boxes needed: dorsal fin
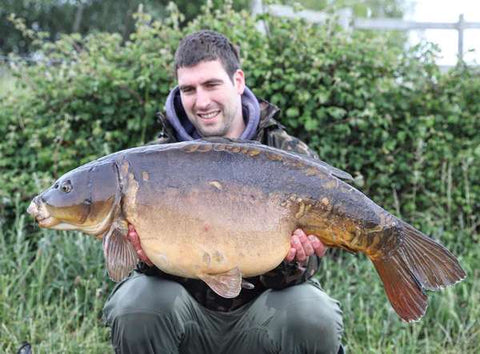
[197,138,353,181]
[313,159,353,181]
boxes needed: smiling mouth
[197,110,220,120]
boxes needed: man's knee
[103,274,195,353]
[265,283,343,353]
[109,309,194,354]
[104,272,189,323]
[285,298,343,353]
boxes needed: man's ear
[233,69,245,95]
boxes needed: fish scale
[27,139,466,322]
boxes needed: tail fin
[370,219,466,322]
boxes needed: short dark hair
[174,30,240,78]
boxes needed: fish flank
[182,144,200,153]
[208,181,223,190]
[295,202,306,219]
[142,171,150,181]
[212,144,227,152]
[197,144,213,152]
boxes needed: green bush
[1,2,479,247]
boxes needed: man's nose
[195,89,211,109]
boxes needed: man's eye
[181,88,194,94]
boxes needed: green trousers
[103,272,343,354]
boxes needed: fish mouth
[27,200,39,217]
[27,200,60,228]
[36,215,60,228]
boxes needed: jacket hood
[165,86,260,141]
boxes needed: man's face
[177,59,245,138]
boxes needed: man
[104,30,344,354]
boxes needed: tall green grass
[1,205,478,353]
[319,245,479,353]
[0,207,112,353]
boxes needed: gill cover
[40,160,121,233]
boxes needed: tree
[0,0,251,55]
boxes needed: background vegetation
[0,0,251,55]
[0,0,406,55]
[1,1,478,352]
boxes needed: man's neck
[225,115,246,138]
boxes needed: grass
[0,212,113,353]
[320,246,479,353]
[1,206,478,353]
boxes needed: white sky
[407,0,480,65]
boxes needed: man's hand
[127,224,154,266]
[284,229,327,263]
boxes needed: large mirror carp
[27,139,466,322]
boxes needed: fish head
[27,161,120,235]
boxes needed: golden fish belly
[125,184,294,278]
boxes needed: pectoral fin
[103,224,138,282]
[199,267,242,298]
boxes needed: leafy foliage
[0,0,251,54]
[1,1,478,242]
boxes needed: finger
[295,229,313,257]
[292,235,307,262]
[293,228,307,240]
[285,247,296,262]
[128,225,153,265]
[127,225,135,241]
[128,224,137,238]
[309,235,327,257]
[300,235,315,257]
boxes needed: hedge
[1,2,479,244]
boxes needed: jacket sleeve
[265,127,319,159]
[259,126,321,289]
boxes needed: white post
[337,8,353,31]
[458,14,464,62]
[251,0,267,34]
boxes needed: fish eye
[61,181,72,193]
[54,183,59,189]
